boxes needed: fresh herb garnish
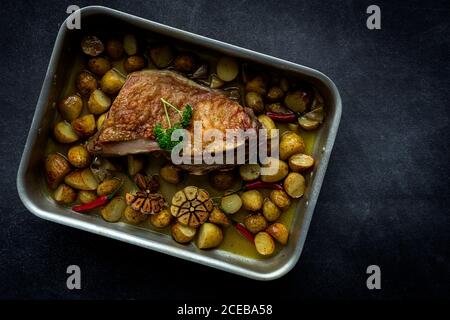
[153,99,193,151]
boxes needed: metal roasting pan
[17,6,341,280]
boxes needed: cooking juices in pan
[43,32,325,259]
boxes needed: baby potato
[298,107,325,131]
[269,190,291,211]
[76,70,97,97]
[254,232,275,255]
[174,54,195,72]
[266,102,290,114]
[67,145,90,168]
[88,57,111,76]
[257,115,277,138]
[81,35,104,57]
[266,222,289,245]
[279,131,305,160]
[245,75,267,95]
[150,209,172,228]
[171,222,196,244]
[284,90,310,113]
[220,193,242,214]
[149,44,174,68]
[197,223,223,249]
[239,164,260,181]
[96,113,107,130]
[127,155,145,176]
[101,196,126,222]
[260,157,289,183]
[123,206,148,224]
[88,89,111,115]
[123,55,146,73]
[241,190,263,212]
[262,198,281,222]
[267,86,284,101]
[77,190,97,204]
[298,116,320,130]
[106,38,124,60]
[123,34,138,55]
[97,178,121,196]
[160,164,181,184]
[284,172,305,199]
[100,69,126,95]
[53,184,77,204]
[45,153,71,189]
[72,114,96,137]
[210,171,235,190]
[64,168,98,191]
[209,74,224,89]
[244,214,268,234]
[245,92,264,114]
[208,207,230,227]
[216,56,239,82]
[58,94,83,121]
[54,121,79,144]
[289,153,314,172]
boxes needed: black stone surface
[1,0,449,300]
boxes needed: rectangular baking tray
[17,6,341,280]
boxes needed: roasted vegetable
[72,114,96,137]
[96,113,107,130]
[45,153,71,189]
[100,69,126,95]
[53,121,79,144]
[88,89,111,115]
[216,56,239,82]
[67,145,90,168]
[266,111,297,123]
[58,94,83,121]
[191,64,208,79]
[287,123,300,132]
[149,44,174,68]
[64,168,98,191]
[100,196,126,222]
[171,222,196,244]
[210,171,235,190]
[123,206,148,224]
[76,70,98,97]
[170,186,213,228]
[262,198,281,222]
[97,178,121,196]
[245,92,264,114]
[81,36,104,57]
[241,190,263,212]
[245,75,267,95]
[279,131,305,160]
[239,164,261,181]
[260,157,289,183]
[244,214,268,234]
[279,78,289,92]
[123,55,146,73]
[127,155,145,176]
[209,74,224,89]
[254,231,275,255]
[174,54,195,72]
[284,172,305,198]
[77,190,97,204]
[220,193,242,214]
[298,107,325,131]
[267,86,284,101]
[88,57,111,76]
[289,153,314,172]
[269,190,291,211]
[284,90,310,113]
[266,222,289,245]
[208,207,230,227]
[160,164,181,184]
[150,209,172,228]
[266,102,290,114]
[53,184,77,204]
[197,223,223,249]
[123,34,138,55]
[106,38,124,60]
[257,115,277,137]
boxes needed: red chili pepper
[72,194,114,213]
[244,181,283,190]
[234,222,255,242]
[265,111,297,123]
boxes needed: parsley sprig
[153,98,193,151]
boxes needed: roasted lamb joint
[87,70,259,173]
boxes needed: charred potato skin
[150,209,172,228]
[45,153,71,189]
[88,57,111,76]
[244,214,268,234]
[76,71,98,97]
[241,190,263,212]
[58,95,83,121]
[81,36,104,57]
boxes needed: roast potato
[150,209,172,228]
[260,157,289,183]
[284,172,305,198]
[160,164,181,184]
[174,54,195,72]
[269,190,291,211]
[171,222,196,244]
[289,153,314,172]
[96,113,107,130]
[77,190,97,204]
[81,35,104,57]
[54,121,79,144]
[72,114,96,137]
[284,89,310,113]
[76,70,97,97]
[239,164,261,181]
[58,94,83,121]
[88,57,111,76]
[45,153,71,189]
[208,207,230,227]
[123,206,148,224]
[266,102,290,114]
[127,155,145,176]
[257,115,277,138]
[279,78,289,92]
[298,107,325,131]
[64,168,98,191]
[254,231,275,255]
[216,56,239,82]
[210,171,235,190]
[106,38,124,60]
[197,223,223,249]
[243,214,268,234]
[245,92,264,114]
[262,198,281,222]
[149,44,174,68]
[267,86,284,101]
[220,193,242,214]
[53,184,77,204]
[100,196,126,222]
[209,74,224,89]
[97,178,121,196]
[100,69,126,95]
[279,131,305,160]
[266,222,289,245]
[123,55,146,73]
[123,34,138,55]
[67,145,90,168]
[241,190,263,212]
[245,75,267,95]
[88,89,111,115]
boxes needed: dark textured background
[1,0,449,300]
